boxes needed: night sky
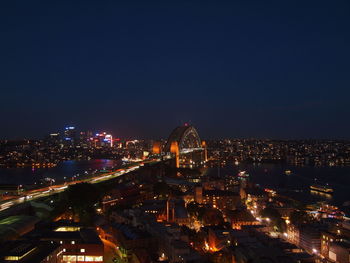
[1,1,350,140]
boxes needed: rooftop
[112,223,150,240]
[0,241,61,263]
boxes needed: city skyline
[1,2,350,262]
[3,123,350,141]
[1,1,350,139]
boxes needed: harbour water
[1,160,349,208]
[0,159,121,185]
[208,163,350,208]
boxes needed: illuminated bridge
[160,125,207,168]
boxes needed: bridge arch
[165,125,201,153]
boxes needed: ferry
[285,170,292,175]
[310,184,334,194]
[238,171,249,178]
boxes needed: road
[0,158,161,212]
[102,238,123,263]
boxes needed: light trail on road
[0,159,160,212]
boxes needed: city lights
[1,2,349,263]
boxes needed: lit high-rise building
[79,131,93,147]
[93,132,113,147]
[64,126,76,145]
[46,133,61,146]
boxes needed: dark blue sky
[1,1,350,139]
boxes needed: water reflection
[207,163,350,207]
[0,159,121,185]
[310,190,332,200]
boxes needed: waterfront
[209,163,350,207]
[1,159,349,208]
[0,159,121,185]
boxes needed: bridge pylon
[152,141,162,154]
[170,141,180,168]
[201,140,207,162]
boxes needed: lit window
[55,226,80,232]
[60,241,63,244]
[63,255,77,262]
[77,255,84,261]
[85,256,93,262]
[80,248,85,253]
[85,256,103,262]
[71,241,75,244]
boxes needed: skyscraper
[63,126,76,146]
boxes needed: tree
[202,208,224,226]
[290,210,312,225]
[187,202,200,217]
[275,217,287,233]
[60,183,101,225]
[153,181,171,198]
[261,207,286,233]
[197,206,207,221]
[261,207,281,221]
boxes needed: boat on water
[238,171,249,178]
[285,170,292,175]
[310,184,334,194]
